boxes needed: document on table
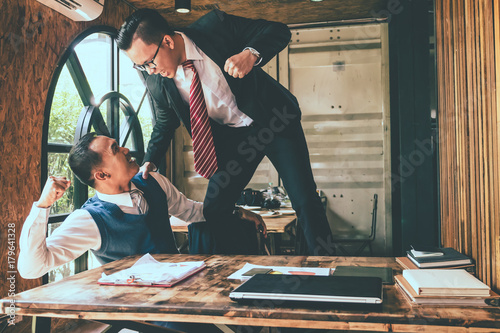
[227,263,332,280]
[98,253,206,287]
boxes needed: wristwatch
[243,47,262,66]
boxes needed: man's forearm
[18,203,53,279]
[18,205,99,279]
[222,11,291,67]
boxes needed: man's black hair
[68,132,101,187]
[117,8,174,51]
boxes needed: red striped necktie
[182,60,218,179]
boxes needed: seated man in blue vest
[18,132,266,279]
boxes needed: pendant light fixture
[175,0,191,13]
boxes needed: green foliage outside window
[47,65,83,215]
[49,65,83,145]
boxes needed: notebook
[229,274,383,304]
[402,269,490,296]
[395,275,497,306]
[406,247,472,268]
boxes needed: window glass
[48,153,74,214]
[119,51,153,149]
[48,65,84,145]
[74,33,112,104]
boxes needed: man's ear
[94,170,109,181]
[164,34,175,50]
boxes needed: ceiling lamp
[175,0,191,13]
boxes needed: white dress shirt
[173,32,254,127]
[18,172,204,279]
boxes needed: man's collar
[176,31,203,80]
[96,183,139,208]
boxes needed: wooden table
[3,255,500,332]
[170,214,296,234]
[171,212,297,254]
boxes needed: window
[43,27,154,282]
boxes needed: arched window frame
[41,26,155,279]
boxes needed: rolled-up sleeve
[150,172,205,222]
[18,203,101,279]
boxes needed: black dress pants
[203,119,333,255]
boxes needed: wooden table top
[170,213,296,234]
[3,255,500,332]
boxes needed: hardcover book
[402,269,490,297]
[406,247,472,268]
[395,275,496,306]
[396,256,476,274]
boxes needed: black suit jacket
[144,10,301,166]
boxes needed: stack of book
[395,269,496,306]
[396,247,475,274]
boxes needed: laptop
[229,274,383,305]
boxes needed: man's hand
[37,176,71,209]
[224,49,259,79]
[238,207,267,238]
[140,162,156,179]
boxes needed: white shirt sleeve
[18,203,101,279]
[150,172,205,222]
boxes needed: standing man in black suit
[117,8,333,255]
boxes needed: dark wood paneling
[126,0,391,26]
[389,0,438,255]
[436,0,500,292]
[0,0,134,301]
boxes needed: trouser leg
[203,124,265,254]
[263,121,333,255]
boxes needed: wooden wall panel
[0,0,133,301]
[436,0,500,292]
[495,0,500,292]
[126,0,391,27]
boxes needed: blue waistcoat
[81,173,179,264]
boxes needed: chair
[332,193,378,256]
[187,220,259,255]
[187,222,217,254]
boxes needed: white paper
[227,263,332,280]
[99,253,205,285]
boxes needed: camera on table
[262,198,281,209]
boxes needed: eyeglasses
[133,38,163,71]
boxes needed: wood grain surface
[2,255,499,331]
[435,0,500,294]
[125,0,390,27]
